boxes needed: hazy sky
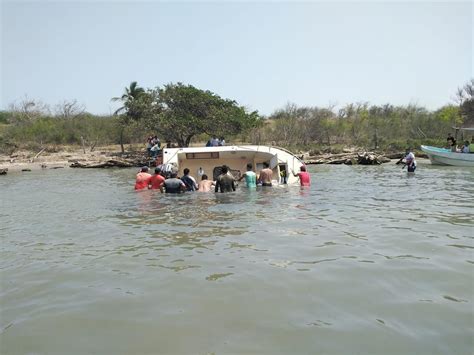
[1,1,472,116]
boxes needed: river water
[0,162,473,354]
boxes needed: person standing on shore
[292,165,311,186]
[215,166,236,193]
[258,162,273,187]
[135,166,152,190]
[238,163,257,188]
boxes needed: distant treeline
[0,80,472,154]
[252,102,470,153]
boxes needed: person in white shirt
[197,167,205,180]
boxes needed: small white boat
[421,145,474,167]
[161,145,305,185]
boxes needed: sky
[1,1,472,116]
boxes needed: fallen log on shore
[70,159,136,168]
[70,157,149,168]
[304,152,391,165]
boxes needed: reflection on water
[0,163,473,354]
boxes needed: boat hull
[421,145,474,167]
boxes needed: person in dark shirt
[447,133,457,152]
[215,165,236,193]
[160,172,186,193]
[180,168,198,191]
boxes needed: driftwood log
[70,159,134,168]
[70,157,149,168]
[304,152,391,165]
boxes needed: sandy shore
[0,145,130,172]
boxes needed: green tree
[111,81,146,153]
[140,83,260,147]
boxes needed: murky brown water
[1,162,473,354]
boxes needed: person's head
[154,167,161,174]
[221,166,229,174]
[300,165,306,172]
[246,163,253,171]
[141,166,149,173]
[170,172,178,178]
[202,174,208,180]
[263,162,269,168]
[183,168,190,175]
[465,141,469,146]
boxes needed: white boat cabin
[161,145,305,185]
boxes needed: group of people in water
[134,162,311,193]
[446,134,474,153]
[140,132,474,190]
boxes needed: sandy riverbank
[0,145,135,172]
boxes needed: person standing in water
[258,162,273,187]
[215,166,236,193]
[149,167,165,190]
[160,172,186,193]
[398,148,416,172]
[135,166,152,190]
[238,163,257,188]
[292,165,311,186]
[180,168,198,191]
[197,174,215,192]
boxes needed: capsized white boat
[421,145,474,167]
[161,145,306,185]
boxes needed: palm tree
[111,81,145,153]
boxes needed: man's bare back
[259,167,273,185]
[198,179,215,192]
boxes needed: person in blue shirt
[238,163,257,188]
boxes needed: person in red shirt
[293,165,311,186]
[149,167,165,190]
[134,166,152,190]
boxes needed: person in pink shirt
[293,165,311,186]
[148,167,165,190]
[134,166,152,190]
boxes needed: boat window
[185,152,219,159]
